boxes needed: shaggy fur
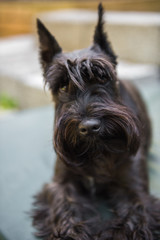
[32,4,160,240]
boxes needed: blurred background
[0,0,160,112]
[0,1,160,240]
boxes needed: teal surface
[135,79,160,197]
[0,106,56,240]
[0,79,160,239]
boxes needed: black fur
[32,4,160,240]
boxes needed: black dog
[32,4,160,240]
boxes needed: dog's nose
[79,119,101,136]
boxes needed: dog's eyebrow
[45,55,116,94]
[80,57,116,83]
[62,57,117,91]
[64,59,85,91]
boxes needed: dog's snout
[79,119,101,136]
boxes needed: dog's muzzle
[78,119,101,136]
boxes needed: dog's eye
[59,85,68,92]
[59,78,69,93]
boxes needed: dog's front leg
[32,180,95,240]
[98,188,154,240]
[109,189,153,240]
[99,176,160,239]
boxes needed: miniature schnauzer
[32,4,160,240]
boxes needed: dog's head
[37,4,140,167]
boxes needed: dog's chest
[83,176,96,195]
[81,154,120,193]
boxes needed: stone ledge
[37,10,160,64]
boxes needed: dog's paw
[97,227,130,240]
[132,225,153,240]
[97,223,154,240]
[54,223,93,240]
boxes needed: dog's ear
[37,19,62,70]
[93,3,117,66]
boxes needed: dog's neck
[61,151,130,184]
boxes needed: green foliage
[0,94,18,109]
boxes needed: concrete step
[0,35,51,109]
[37,10,160,64]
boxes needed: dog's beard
[54,101,141,167]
